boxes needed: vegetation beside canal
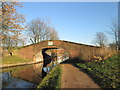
[1,55,32,65]
[1,64,33,73]
[75,53,120,88]
[37,65,62,89]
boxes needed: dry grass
[78,46,117,61]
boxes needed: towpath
[61,64,100,88]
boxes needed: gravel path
[61,64,100,88]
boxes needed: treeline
[92,18,120,51]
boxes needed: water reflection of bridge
[42,48,69,75]
[46,48,69,64]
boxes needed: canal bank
[0,61,43,69]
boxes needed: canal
[1,48,69,88]
[1,62,43,88]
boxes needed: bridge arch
[34,45,70,62]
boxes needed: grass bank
[37,65,62,89]
[1,55,32,65]
[1,64,33,73]
[75,53,119,88]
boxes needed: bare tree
[28,18,59,44]
[18,35,27,47]
[2,35,19,55]
[107,19,119,50]
[118,1,120,50]
[118,25,120,50]
[48,27,59,40]
[93,32,108,47]
[28,18,49,43]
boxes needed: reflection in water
[43,67,50,73]
[12,63,43,84]
[2,72,35,88]
[2,62,43,88]
[1,61,58,88]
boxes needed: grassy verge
[1,64,33,73]
[75,53,120,88]
[1,55,32,65]
[37,65,62,89]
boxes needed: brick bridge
[14,40,111,62]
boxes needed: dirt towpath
[61,64,100,88]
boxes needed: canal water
[1,62,44,88]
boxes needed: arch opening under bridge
[34,46,70,66]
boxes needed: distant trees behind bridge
[93,18,120,51]
[93,32,108,47]
[27,18,59,44]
